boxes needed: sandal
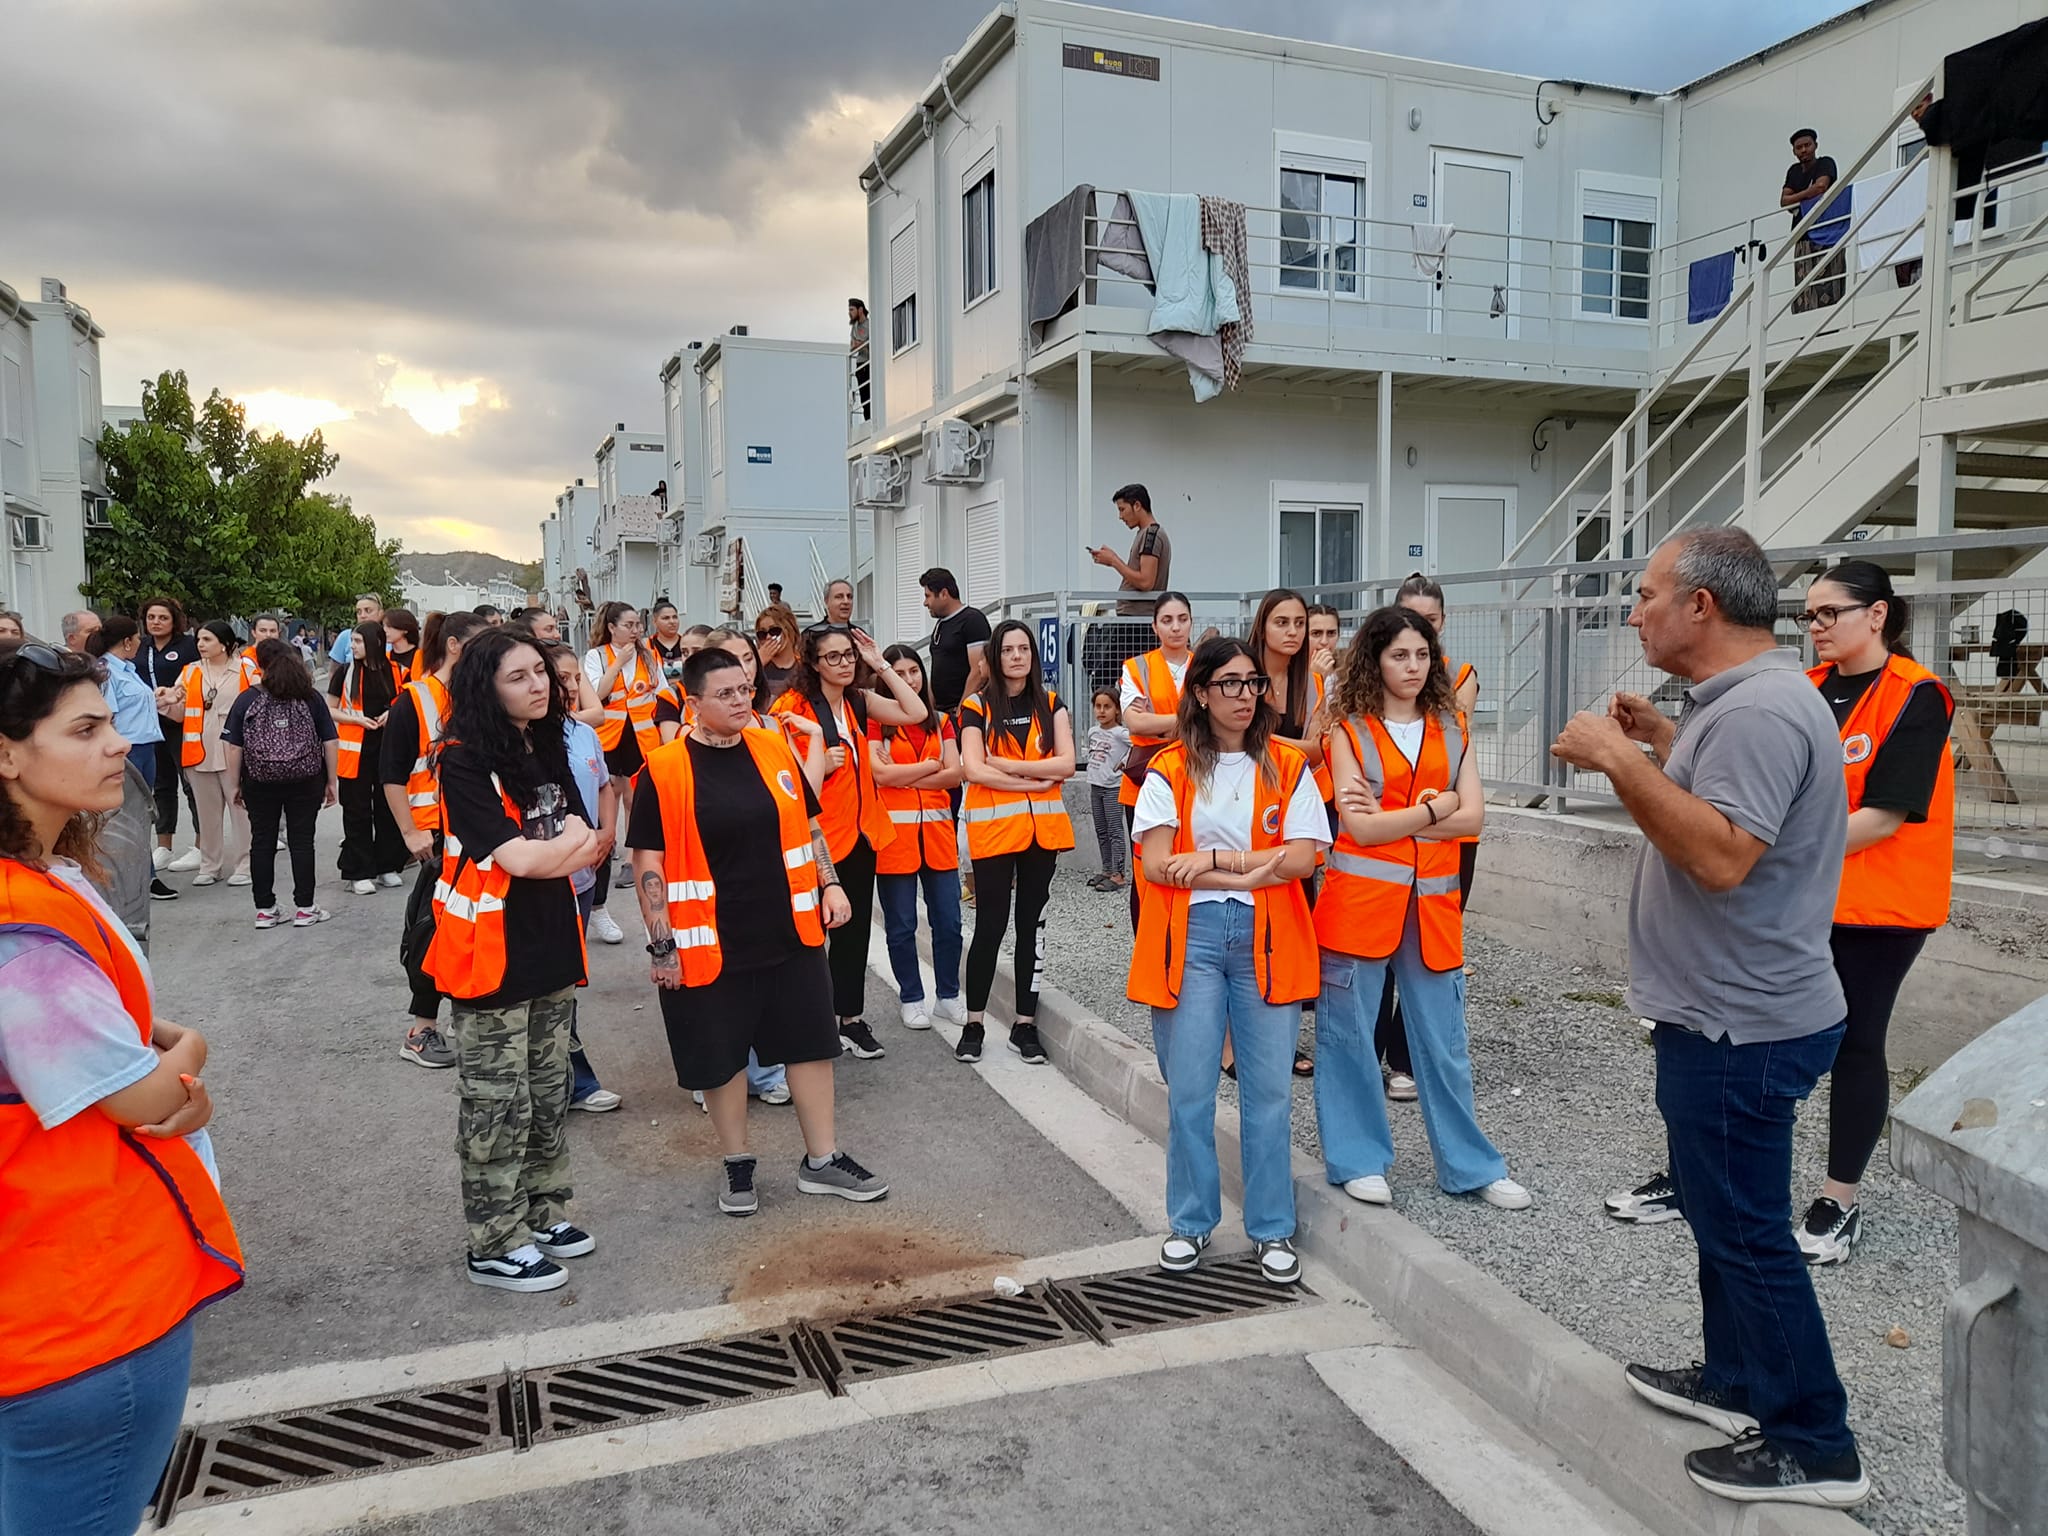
[1293,1053,1315,1077]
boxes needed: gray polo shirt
[1626,647,1847,1045]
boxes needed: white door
[893,509,923,638]
[1430,150,1521,340]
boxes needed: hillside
[397,550,532,588]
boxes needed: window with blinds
[1578,176,1658,321]
[894,509,924,633]
[963,165,997,306]
[967,494,1002,605]
[890,220,920,353]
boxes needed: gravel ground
[1014,786,1961,1536]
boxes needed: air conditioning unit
[84,496,113,529]
[689,529,722,567]
[921,418,989,485]
[852,452,907,508]
[8,512,49,552]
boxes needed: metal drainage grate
[152,1254,1308,1521]
[1057,1252,1311,1336]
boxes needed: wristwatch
[646,937,678,959]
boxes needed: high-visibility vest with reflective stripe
[596,645,664,755]
[179,658,256,768]
[875,724,955,875]
[645,728,825,986]
[238,645,266,677]
[0,860,245,1395]
[1126,742,1319,1009]
[390,649,417,687]
[1118,649,1185,808]
[1809,656,1955,930]
[422,775,523,998]
[961,692,1075,857]
[333,659,378,781]
[402,675,451,831]
[1304,669,1334,802]
[771,690,894,863]
[1440,654,1478,848]
[1315,711,1468,970]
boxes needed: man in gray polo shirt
[1552,527,1864,1510]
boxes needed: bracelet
[646,937,677,959]
[1423,800,1440,825]
[821,879,844,891]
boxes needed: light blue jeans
[1152,901,1299,1243]
[1313,915,1507,1194]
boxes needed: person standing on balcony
[1782,129,1846,312]
[1551,527,1867,1510]
[848,299,871,421]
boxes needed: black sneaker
[1605,1169,1684,1224]
[1255,1237,1301,1285]
[839,1020,886,1059]
[1685,1431,1869,1508]
[466,1245,567,1293]
[1009,1022,1048,1065]
[531,1221,595,1259]
[1624,1362,1759,1437]
[955,1023,985,1062]
[150,877,180,901]
[1795,1197,1862,1266]
[720,1156,759,1217]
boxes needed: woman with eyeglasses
[770,624,927,1060]
[959,619,1077,1067]
[752,605,802,703]
[1129,638,1327,1284]
[177,621,256,889]
[869,643,966,1030]
[1313,606,1529,1213]
[0,641,243,1534]
[1604,562,1953,1267]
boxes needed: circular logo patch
[1842,732,1873,765]
[776,769,799,800]
[1416,787,1442,803]
[1261,804,1281,836]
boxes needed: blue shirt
[329,630,353,664]
[564,718,606,896]
[100,653,164,748]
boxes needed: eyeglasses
[1207,674,1271,698]
[816,649,857,665]
[697,684,754,706]
[1796,603,1871,631]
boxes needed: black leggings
[404,850,446,1021]
[1376,841,1480,1073]
[153,737,197,837]
[826,836,878,1018]
[1825,923,1929,1187]
[967,846,1058,1017]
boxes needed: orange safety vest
[1438,655,1478,846]
[178,658,256,768]
[595,645,664,756]
[1809,656,1955,930]
[1126,742,1320,1008]
[402,674,452,831]
[238,644,266,674]
[1118,649,1185,808]
[0,860,244,1397]
[771,690,894,863]
[644,728,825,986]
[961,691,1075,858]
[875,723,956,875]
[422,773,526,999]
[1315,711,1469,971]
[332,658,386,781]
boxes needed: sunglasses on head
[0,642,105,687]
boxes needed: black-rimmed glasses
[1208,674,1270,698]
[1796,603,1870,631]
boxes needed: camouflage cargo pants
[447,986,576,1259]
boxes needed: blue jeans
[1656,1018,1855,1464]
[1152,901,1298,1243]
[0,1321,193,1536]
[876,868,962,1004]
[1313,917,1507,1193]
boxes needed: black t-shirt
[626,737,822,972]
[439,742,590,1008]
[1817,664,1953,821]
[329,658,400,717]
[929,605,992,714]
[378,688,423,783]
[140,634,198,692]
[1784,156,1840,223]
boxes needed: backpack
[242,694,323,782]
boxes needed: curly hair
[445,628,570,802]
[1333,606,1455,721]
[0,643,111,874]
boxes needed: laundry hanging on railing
[1093,193,1152,284]
[1687,250,1736,324]
[1124,190,1248,402]
[1411,223,1454,287]
[1025,182,1096,349]
[1805,182,1852,249]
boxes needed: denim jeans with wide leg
[0,1320,194,1536]
[1152,901,1299,1243]
[1656,1018,1855,1465]
[876,867,963,1004]
[1313,914,1507,1193]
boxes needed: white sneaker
[168,848,203,873]
[377,871,404,888]
[1342,1175,1393,1206]
[350,879,376,895]
[932,996,967,1025]
[754,1082,792,1105]
[191,872,219,887]
[899,1001,932,1030]
[152,846,172,871]
[1386,1072,1419,1102]
[691,1090,708,1114]
[253,907,281,930]
[226,872,251,887]
[1481,1178,1533,1210]
[570,1088,622,1113]
[589,908,625,945]
[293,906,332,927]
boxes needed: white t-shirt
[1133,751,1331,906]
[1381,716,1426,766]
[1119,654,1189,719]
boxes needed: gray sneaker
[401,1026,456,1069]
[796,1151,889,1202]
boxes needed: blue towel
[1688,250,1736,324]
[1808,181,1851,249]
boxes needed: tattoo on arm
[810,822,839,885]
[637,868,673,943]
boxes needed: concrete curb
[911,923,1867,1536]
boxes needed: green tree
[89,369,397,626]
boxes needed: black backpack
[241,695,323,782]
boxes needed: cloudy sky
[4,0,1841,560]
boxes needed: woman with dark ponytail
[1605,561,1955,1268]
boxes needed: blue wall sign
[1408,543,1424,558]
[745,445,772,465]
[1037,616,1060,681]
